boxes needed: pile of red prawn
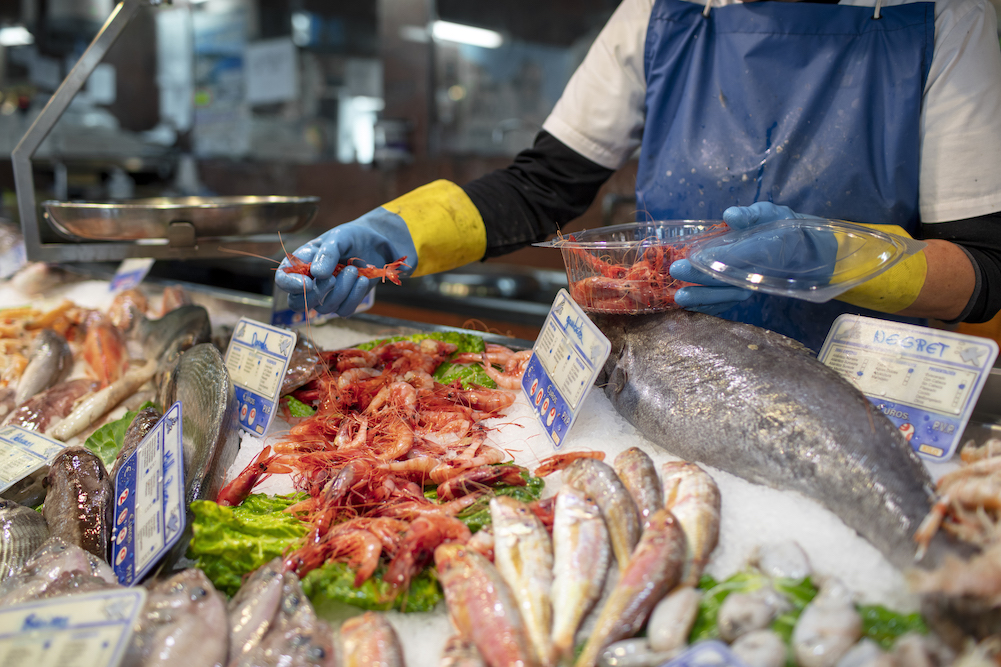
[216,338,536,599]
[561,226,727,314]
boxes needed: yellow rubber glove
[835,224,928,313]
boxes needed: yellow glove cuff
[383,180,486,277]
[835,223,927,314]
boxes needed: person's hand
[274,215,415,317]
[672,202,832,314]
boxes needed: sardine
[0,498,49,581]
[0,536,115,606]
[574,508,687,667]
[661,461,721,586]
[123,568,230,667]
[227,558,286,665]
[157,343,239,505]
[236,572,336,667]
[15,329,72,405]
[435,543,539,667]
[49,360,158,441]
[551,487,611,665]
[43,446,113,561]
[111,405,163,479]
[341,611,405,667]
[440,635,486,667]
[613,447,662,530]
[5,378,97,432]
[594,310,955,569]
[136,304,212,362]
[563,458,640,571]
[491,496,555,667]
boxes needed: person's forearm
[896,239,976,320]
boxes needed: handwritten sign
[819,315,998,461]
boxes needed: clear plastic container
[687,219,927,303]
[534,221,728,314]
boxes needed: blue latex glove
[672,202,830,315]
[274,211,416,317]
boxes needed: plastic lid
[687,219,927,303]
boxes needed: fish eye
[191,587,208,599]
[309,646,326,660]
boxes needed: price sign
[819,315,999,461]
[0,426,64,494]
[109,258,154,293]
[0,588,146,667]
[224,318,297,435]
[112,402,185,586]
[522,289,610,450]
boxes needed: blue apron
[636,0,935,351]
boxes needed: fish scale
[592,310,960,571]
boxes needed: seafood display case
[12,0,315,264]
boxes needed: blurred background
[0,0,645,338]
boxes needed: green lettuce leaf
[301,562,442,613]
[453,465,546,533]
[284,395,316,417]
[187,493,308,596]
[356,331,485,355]
[432,361,497,389]
[858,605,928,650]
[84,401,160,468]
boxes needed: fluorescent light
[0,26,33,47]
[431,21,502,49]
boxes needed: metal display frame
[12,0,306,263]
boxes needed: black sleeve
[462,131,616,258]
[920,214,1001,323]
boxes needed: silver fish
[0,499,49,581]
[227,558,286,665]
[157,343,239,505]
[236,572,336,667]
[111,405,163,479]
[613,448,663,530]
[563,458,640,571]
[594,310,956,569]
[661,462,721,587]
[574,508,687,667]
[15,329,72,406]
[43,446,113,561]
[491,495,555,667]
[341,611,405,667]
[123,568,229,667]
[551,487,611,665]
[0,536,115,606]
[136,304,212,363]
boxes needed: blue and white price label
[112,402,185,587]
[820,315,999,461]
[523,289,611,450]
[224,318,298,435]
[0,588,146,667]
[0,426,65,494]
[109,258,155,293]
[662,641,749,667]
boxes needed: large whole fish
[0,499,49,581]
[137,304,212,362]
[43,446,113,561]
[15,328,72,406]
[158,343,239,505]
[593,310,954,570]
[122,568,229,667]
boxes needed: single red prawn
[281,255,410,286]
